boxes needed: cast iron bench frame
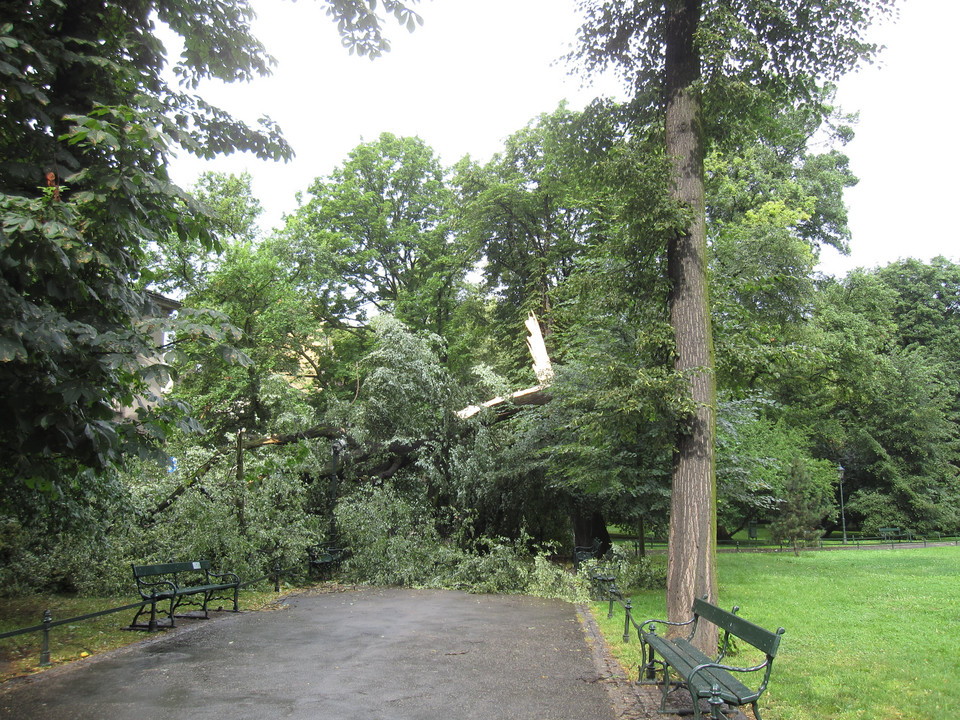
[307,545,343,579]
[573,537,603,571]
[131,560,240,631]
[638,596,785,720]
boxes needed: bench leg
[129,601,152,631]
[149,599,158,632]
[658,663,672,714]
[707,684,724,719]
[639,640,659,683]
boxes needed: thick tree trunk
[663,0,719,654]
[572,509,612,556]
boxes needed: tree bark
[663,0,719,654]
[572,509,612,556]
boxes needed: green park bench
[878,527,912,542]
[308,545,344,579]
[573,537,604,571]
[130,560,240,631]
[638,596,785,720]
[574,538,620,600]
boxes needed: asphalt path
[0,587,632,720]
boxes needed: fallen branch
[144,314,554,520]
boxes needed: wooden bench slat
[693,597,783,656]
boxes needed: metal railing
[631,533,959,554]
[586,569,641,647]
[0,560,311,669]
[727,534,960,553]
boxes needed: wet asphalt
[0,587,622,720]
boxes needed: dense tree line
[8,0,953,607]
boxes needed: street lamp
[838,463,848,545]
[330,438,346,546]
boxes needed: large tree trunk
[572,509,612,556]
[663,0,719,654]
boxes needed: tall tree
[280,133,467,340]
[454,103,618,381]
[572,0,895,649]
[791,271,960,535]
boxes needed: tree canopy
[0,0,421,500]
[7,2,958,641]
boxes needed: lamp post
[330,438,346,547]
[838,463,848,545]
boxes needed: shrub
[334,482,588,601]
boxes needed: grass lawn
[591,545,960,720]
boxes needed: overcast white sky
[171,0,959,278]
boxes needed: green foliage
[572,0,896,148]
[0,0,426,505]
[453,103,633,379]
[770,458,834,555]
[319,0,424,58]
[715,395,833,538]
[280,133,468,338]
[334,482,588,601]
[0,1,290,499]
[784,272,960,535]
[581,544,667,592]
[355,315,455,444]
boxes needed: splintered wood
[457,312,553,419]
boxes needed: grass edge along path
[590,546,960,720]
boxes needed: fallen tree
[142,314,553,523]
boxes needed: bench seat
[639,597,784,720]
[644,633,758,707]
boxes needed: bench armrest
[638,616,695,636]
[689,659,768,680]
[135,578,177,598]
[688,657,772,699]
[207,570,240,585]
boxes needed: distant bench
[131,560,240,631]
[638,597,784,720]
[308,546,343,580]
[878,527,913,543]
[573,538,606,571]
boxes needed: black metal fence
[629,533,959,555]
[0,560,307,669]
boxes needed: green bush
[579,545,667,596]
[334,482,588,601]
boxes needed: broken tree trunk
[457,312,553,419]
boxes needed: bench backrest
[693,597,784,657]
[133,560,211,579]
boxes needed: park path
[0,586,669,720]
